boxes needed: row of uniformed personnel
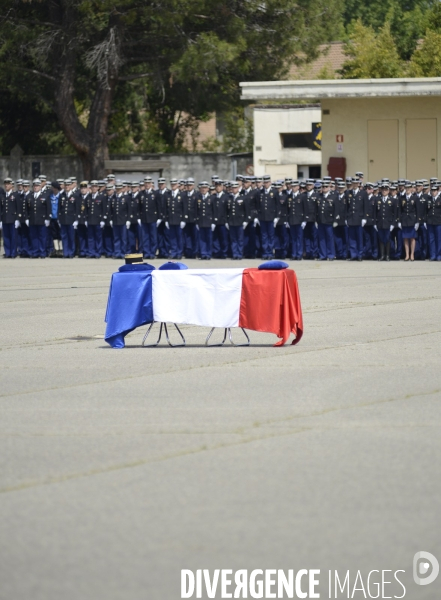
[1,172,441,261]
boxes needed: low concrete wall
[0,152,237,184]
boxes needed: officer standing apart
[0,178,19,258]
[242,176,258,258]
[227,181,247,260]
[197,182,214,259]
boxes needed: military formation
[1,172,441,261]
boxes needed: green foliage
[0,0,343,158]
[343,0,435,60]
[340,20,405,78]
[408,30,441,76]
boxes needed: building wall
[253,106,322,177]
[0,153,233,185]
[321,97,441,180]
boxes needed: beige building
[253,104,322,179]
[241,78,441,181]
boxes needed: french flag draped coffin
[105,268,303,348]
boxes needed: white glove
[414,223,419,231]
[109,220,113,227]
[85,221,88,227]
[25,219,29,227]
[242,222,248,230]
[100,221,105,228]
[333,222,338,228]
[15,220,20,229]
[156,219,162,227]
[314,222,318,229]
[44,220,50,227]
[390,225,394,232]
[57,220,61,226]
[254,218,260,226]
[301,221,306,230]
[374,225,378,231]
[73,221,78,229]
[424,223,427,229]
[225,223,229,230]
[165,221,170,230]
[398,222,402,230]
[285,222,290,229]
[345,220,348,226]
[211,223,216,232]
[180,221,186,229]
[273,218,279,227]
[137,219,141,226]
[196,224,199,230]
[126,221,131,229]
[0,222,2,230]
[361,219,366,227]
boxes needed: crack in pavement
[0,387,439,495]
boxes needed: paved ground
[0,257,440,600]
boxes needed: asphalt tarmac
[0,257,440,600]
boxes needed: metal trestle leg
[142,322,186,347]
[205,327,250,347]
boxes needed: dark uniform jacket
[334,193,346,225]
[28,191,49,226]
[76,193,89,225]
[363,193,377,226]
[375,196,399,229]
[18,191,30,222]
[302,191,318,223]
[158,189,170,220]
[243,188,258,223]
[197,193,213,227]
[182,190,200,224]
[416,192,429,224]
[346,189,364,226]
[317,194,336,225]
[427,194,441,225]
[1,190,18,224]
[111,193,129,226]
[103,194,113,224]
[277,191,288,224]
[166,191,184,226]
[287,192,305,225]
[227,193,246,226]
[139,189,160,224]
[127,192,140,224]
[58,192,77,225]
[87,192,104,225]
[258,187,279,221]
[213,192,228,225]
[400,193,419,227]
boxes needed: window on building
[280,132,319,150]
